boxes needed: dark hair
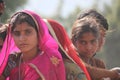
[0,0,3,3]
[0,24,7,41]
[77,9,109,30]
[0,31,6,41]
[71,19,100,44]
[0,0,4,16]
[10,12,38,33]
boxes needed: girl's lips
[19,44,28,48]
[85,51,94,55]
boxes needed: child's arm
[110,67,120,75]
[86,64,120,80]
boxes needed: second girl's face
[75,32,99,58]
[12,22,38,53]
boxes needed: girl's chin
[86,54,94,58]
[20,49,29,53]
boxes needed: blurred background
[1,0,120,69]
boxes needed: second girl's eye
[12,31,20,37]
[79,40,87,45]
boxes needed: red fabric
[47,19,91,80]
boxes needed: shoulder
[45,47,62,59]
[93,58,104,64]
[93,58,106,68]
[2,52,21,78]
[42,48,63,67]
[64,59,87,80]
[64,58,83,73]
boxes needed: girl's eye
[80,41,86,45]
[91,40,97,44]
[25,30,32,35]
[13,31,20,36]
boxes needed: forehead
[78,32,97,40]
[13,22,34,31]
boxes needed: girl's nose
[86,43,92,50]
[19,35,26,41]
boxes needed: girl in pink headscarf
[0,10,66,80]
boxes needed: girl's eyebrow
[13,27,32,31]
[13,30,19,32]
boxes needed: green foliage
[64,7,81,35]
[53,0,120,68]
[0,0,28,23]
[80,0,120,68]
[52,6,81,36]
[104,0,120,68]
[48,0,120,68]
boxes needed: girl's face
[12,22,38,54]
[75,32,99,58]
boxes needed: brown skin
[0,22,39,80]
[75,32,98,59]
[85,64,120,80]
[12,22,38,62]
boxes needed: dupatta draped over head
[44,19,91,80]
[0,10,65,80]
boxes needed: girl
[43,19,91,80]
[0,10,65,80]
[77,9,109,52]
[71,19,102,67]
[71,18,120,80]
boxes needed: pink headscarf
[0,10,65,80]
[21,10,59,51]
[0,25,19,75]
